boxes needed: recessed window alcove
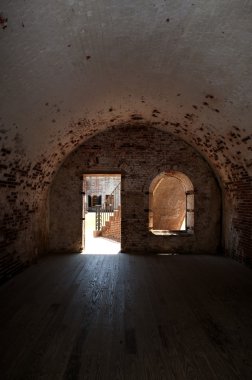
[149,171,194,235]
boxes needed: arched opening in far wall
[48,125,221,255]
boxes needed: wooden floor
[0,253,252,380]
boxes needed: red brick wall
[0,153,49,284]
[101,208,121,242]
[224,170,252,267]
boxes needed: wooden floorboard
[0,253,252,380]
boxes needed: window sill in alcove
[150,229,194,236]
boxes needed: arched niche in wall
[48,126,221,255]
[149,171,194,235]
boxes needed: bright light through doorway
[82,210,120,255]
[82,236,120,255]
[82,174,121,255]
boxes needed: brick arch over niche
[49,125,221,254]
[149,171,194,234]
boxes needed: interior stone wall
[49,126,221,254]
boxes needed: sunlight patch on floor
[82,236,120,255]
[82,213,120,255]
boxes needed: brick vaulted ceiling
[0,1,251,176]
[0,1,251,272]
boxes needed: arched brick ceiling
[1,0,251,183]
